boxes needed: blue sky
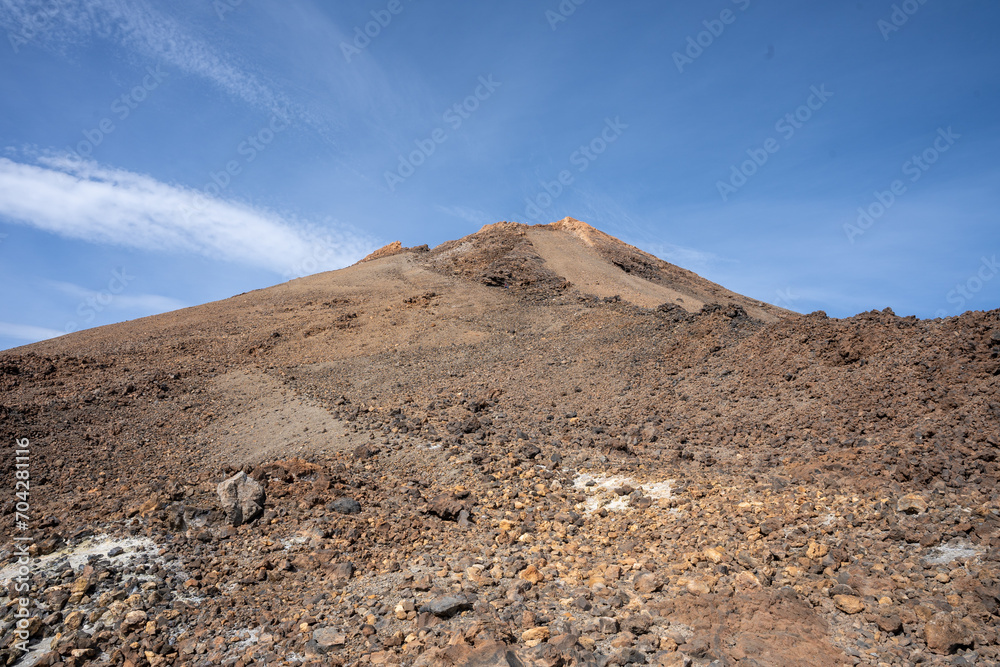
[1,0,998,350]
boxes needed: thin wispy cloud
[436,205,494,227]
[568,190,730,273]
[640,242,729,272]
[48,280,187,314]
[0,154,376,275]
[0,321,63,342]
[0,0,299,118]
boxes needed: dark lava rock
[328,498,361,515]
[419,594,473,618]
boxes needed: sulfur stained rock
[520,626,550,646]
[702,547,725,564]
[896,494,928,515]
[734,571,762,592]
[806,541,829,559]
[833,595,865,615]
[519,564,544,584]
[68,577,92,605]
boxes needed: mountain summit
[362,217,787,321]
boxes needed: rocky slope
[0,219,998,667]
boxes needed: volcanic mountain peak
[547,215,614,246]
[411,217,788,321]
[358,239,429,264]
[360,239,404,262]
[467,217,602,240]
[3,218,1000,667]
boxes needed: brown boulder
[924,612,974,654]
[427,493,469,521]
[833,595,865,614]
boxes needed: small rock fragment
[633,572,662,594]
[519,564,544,584]
[328,497,361,515]
[734,571,762,591]
[896,494,927,515]
[597,617,618,634]
[426,493,468,521]
[833,595,865,615]
[313,626,346,650]
[875,614,903,634]
[329,562,354,583]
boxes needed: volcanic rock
[924,612,974,654]
[833,595,865,614]
[427,493,468,521]
[328,497,362,514]
[419,595,473,618]
[217,471,266,526]
[896,493,928,515]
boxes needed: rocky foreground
[1,221,999,666]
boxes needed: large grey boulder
[217,471,266,526]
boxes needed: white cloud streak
[0,0,301,119]
[0,321,63,342]
[436,205,494,227]
[0,154,376,275]
[48,280,187,314]
[639,242,730,272]
[564,190,730,273]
